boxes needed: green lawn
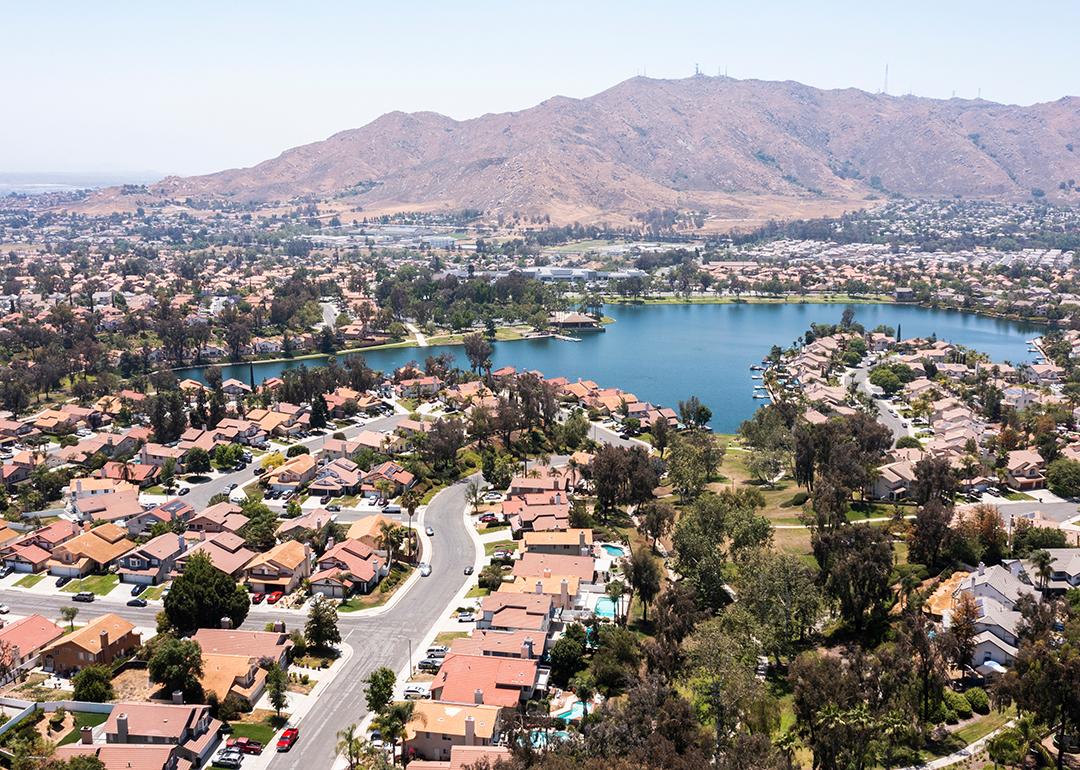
[58,711,109,746]
[15,573,44,588]
[61,574,120,595]
[952,708,1015,745]
[434,631,469,645]
[484,540,517,557]
[1003,491,1035,501]
[142,584,168,601]
[339,563,414,612]
[465,585,491,599]
[228,718,279,746]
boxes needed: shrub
[964,687,990,715]
[944,688,972,720]
[785,491,810,507]
[286,445,310,458]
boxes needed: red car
[266,591,284,604]
[251,593,265,604]
[276,728,299,752]
[479,513,497,524]
[227,737,263,755]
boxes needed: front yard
[338,562,414,612]
[61,574,120,595]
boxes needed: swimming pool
[556,701,586,721]
[528,729,572,749]
[601,544,626,557]
[594,596,616,618]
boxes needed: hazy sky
[5,1,1078,177]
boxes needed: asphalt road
[847,364,911,445]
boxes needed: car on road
[0,604,9,614]
[251,593,265,604]
[131,583,147,596]
[457,611,476,623]
[417,657,442,672]
[226,482,238,492]
[463,565,474,575]
[72,592,95,603]
[425,526,434,536]
[127,597,148,608]
[418,562,431,577]
[177,486,190,496]
[403,684,430,700]
[226,738,263,755]
[382,504,402,514]
[55,575,72,588]
[266,591,284,604]
[276,728,299,752]
[326,504,341,512]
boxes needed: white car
[419,562,432,577]
[481,491,503,502]
[403,684,430,700]
[0,604,9,614]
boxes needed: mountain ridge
[146,75,1080,221]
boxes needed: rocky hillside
[151,76,1080,219]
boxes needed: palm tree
[399,488,421,558]
[570,671,595,718]
[1030,549,1054,591]
[605,580,625,625]
[898,573,921,611]
[1013,713,1053,767]
[377,522,404,568]
[336,724,364,770]
[465,479,483,517]
[373,701,418,766]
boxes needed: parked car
[266,591,284,604]
[478,513,497,524]
[457,611,476,623]
[0,565,12,578]
[418,563,432,577]
[72,592,95,603]
[425,645,448,658]
[213,748,242,768]
[251,593,265,604]
[127,597,148,608]
[319,495,332,505]
[417,657,442,673]
[226,482,238,492]
[131,583,147,596]
[0,604,9,614]
[482,491,502,502]
[55,575,72,588]
[368,728,383,749]
[276,728,299,752]
[382,504,402,514]
[403,684,431,700]
[226,738,263,755]
[492,549,510,560]
[463,565,474,576]
[177,486,190,496]
[326,504,341,512]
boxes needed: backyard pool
[594,596,617,619]
[555,701,586,721]
[601,544,626,557]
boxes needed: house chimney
[116,713,128,742]
[172,689,184,704]
[978,562,985,576]
[80,726,93,745]
[535,580,543,595]
[522,637,534,659]
[578,530,586,548]
[560,578,569,607]
[543,568,551,579]
[99,629,109,648]
[464,715,476,745]
[473,688,484,705]
[272,621,286,633]
[220,617,232,630]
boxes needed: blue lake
[180,303,1041,433]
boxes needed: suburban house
[345,514,400,549]
[173,532,255,579]
[308,457,364,497]
[396,376,443,399]
[126,498,195,537]
[871,459,919,501]
[449,630,544,660]
[243,540,311,594]
[187,502,249,535]
[0,614,63,676]
[41,613,141,675]
[1007,548,1080,594]
[48,523,134,577]
[403,701,502,763]
[430,653,546,708]
[521,529,593,557]
[309,539,385,598]
[139,442,187,471]
[275,508,335,539]
[407,746,511,770]
[265,453,317,493]
[477,593,554,635]
[191,628,293,668]
[362,460,416,498]
[92,703,222,768]
[118,533,188,585]
[0,519,81,572]
[1004,449,1047,491]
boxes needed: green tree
[305,594,341,652]
[626,547,663,623]
[164,551,250,632]
[372,701,415,766]
[365,666,396,715]
[184,447,212,475]
[148,636,204,701]
[637,500,676,553]
[548,624,587,688]
[71,665,114,702]
[59,606,78,631]
[815,524,893,634]
[267,661,288,718]
[1048,458,1080,498]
